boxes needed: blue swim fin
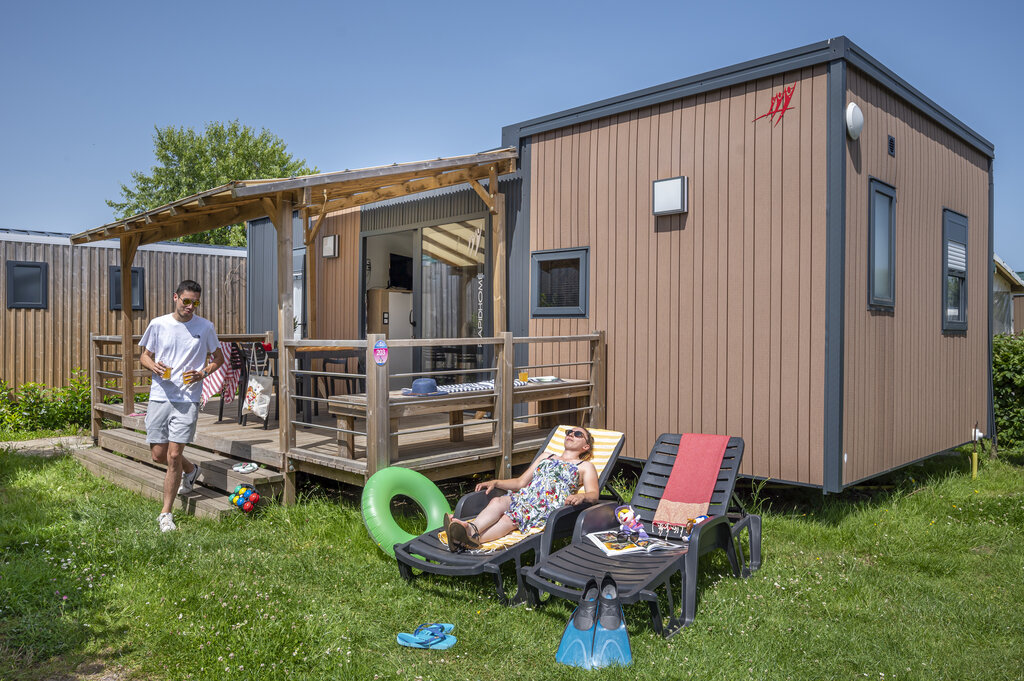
[591,573,632,668]
[555,578,598,669]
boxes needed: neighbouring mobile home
[1,228,247,388]
[247,36,994,492]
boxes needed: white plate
[531,376,561,383]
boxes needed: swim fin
[591,572,632,668]
[555,577,598,669]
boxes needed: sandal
[447,521,482,550]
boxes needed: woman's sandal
[447,521,482,551]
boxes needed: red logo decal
[753,85,796,127]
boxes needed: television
[389,253,413,290]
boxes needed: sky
[2,0,1022,263]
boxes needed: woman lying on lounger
[446,427,600,551]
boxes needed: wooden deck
[95,396,558,486]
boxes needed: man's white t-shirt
[139,314,219,403]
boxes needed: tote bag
[242,344,273,419]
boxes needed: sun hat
[402,377,445,396]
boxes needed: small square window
[868,179,896,309]
[531,248,588,318]
[6,261,48,309]
[109,266,145,311]
[942,210,968,333]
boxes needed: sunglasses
[178,297,201,308]
[565,429,588,440]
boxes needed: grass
[1,447,1022,681]
[0,426,86,443]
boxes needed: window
[6,261,48,309]
[109,266,145,311]
[942,210,968,333]
[531,248,589,317]
[868,179,896,309]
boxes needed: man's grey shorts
[145,401,199,444]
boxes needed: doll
[615,505,650,542]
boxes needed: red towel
[200,342,240,408]
[652,433,729,535]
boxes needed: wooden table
[327,378,591,459]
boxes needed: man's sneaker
[158,512,176,532]
[178,463,201,494]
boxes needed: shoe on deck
[158,512,176,532]
[178,463,201,494]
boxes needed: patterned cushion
[439,425,624,553]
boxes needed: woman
[446,427,600,551]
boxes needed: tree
[107,120,316,246]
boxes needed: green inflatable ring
[362,466,451,558]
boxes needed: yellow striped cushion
[439,426,624,553]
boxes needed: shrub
[992,334,1024,447]
[0,369,95,433]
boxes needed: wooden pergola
[71,148,518,423]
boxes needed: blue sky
[2,1,1022,262]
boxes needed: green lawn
[1,445,1022,681]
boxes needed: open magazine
[586,530,688,556]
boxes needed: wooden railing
[88,332,272,440]
[280,331,607,486]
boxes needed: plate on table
[530,376,562,383]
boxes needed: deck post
[119,235,140,416]
[89,335,102,443]
[496,332,514,478]
[365,333,391,476]
[590,330,607,428]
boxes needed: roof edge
[502,35,993,159]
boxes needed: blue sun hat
[402,377,445,396]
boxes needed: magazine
[586,530,688,556]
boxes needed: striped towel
[200,342,241,408]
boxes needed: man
[139,280,225,532]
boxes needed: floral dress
[504,456,582,532]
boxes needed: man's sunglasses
[178,298,201,308]
[565,429,588,440]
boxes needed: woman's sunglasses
[565,429,588,439]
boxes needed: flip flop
[232,462,259,474]
[414,623,455,636]
[396,631,457,650]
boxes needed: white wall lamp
[845,102,864,140]
[322,234,339,258]
[652,176,689,216]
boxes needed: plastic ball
[236,497,246,508]
[242,501,254,513]
[233,485,244,495]
[248,493,260,505]
[242,489,253,500]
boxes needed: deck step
[98,428,283,497]
[73,447,235,519]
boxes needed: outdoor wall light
[846,102,864,140]
[652,176,689,216]
[322,234,339,258]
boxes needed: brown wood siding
[1,241,246,389]
[842,68,990,485]
[528,67,829,484]
[1014,296,1024,335]
[314,209,361,340]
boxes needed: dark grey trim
[6,260,48,309]
[823,59,847,494]
[988,160,996,440]
[501,36,993,161]
[941,209,969,333]
[867,178,896,309]
[530,247,589,318]
[108,265,145,311]
[510,141,531,392]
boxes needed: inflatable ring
[362,466,451,558]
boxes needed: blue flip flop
[414,623,455,636]
[396,631,457,650]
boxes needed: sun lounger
[394,425,626,604]
[521,433,761,637]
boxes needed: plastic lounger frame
[393,426,625,605]
[520,433,761,637]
